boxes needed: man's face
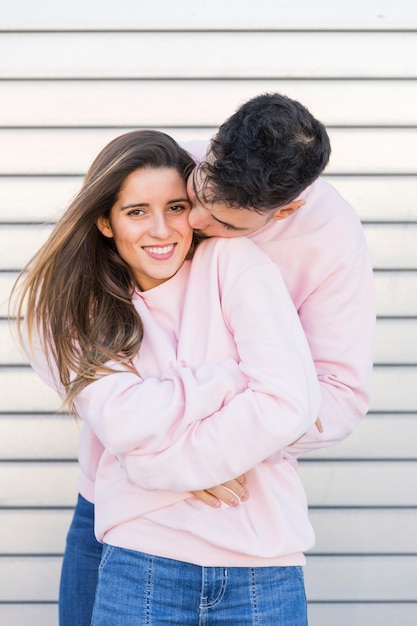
[186,167,273,238]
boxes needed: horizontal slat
[1,412,416,461]
[308,603,417,626]
[329,128,417,175]
[371,365,417,412]
[374,318,417,363]
[304,556,417,601]
[2,0,416,31]
[0,364,415,413]
[2,175,417,224]
[0,462,78,507]
[300,460,417,507]
[1,32,417,78]
[0,605,57,626]
[306,414,417,460]
[364,224,417,269]
[2,507,416,556]
[0,414,78,459]
[1,224,53,270]
[2,222,417,271]
[0,128,415,176]
[0,321,26,364]
[0,556,61,601]
[310,509,417,554]
[3,318,415,366]
[1,80,417,126]
[0,509,71,553]
[0,555,415,602]
[0,177,79,223]
[374,271,417,316]
[0,128,209,176]
[0,369,61,412]
[328,175,417,222]
[1,459,416,507]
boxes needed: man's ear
[271,199,305,221]
[96,216,113,238]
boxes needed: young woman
[12,130,320,625]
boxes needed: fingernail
[229,497,239,507]
[240,491,248,502]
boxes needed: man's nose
[188,205,208,229]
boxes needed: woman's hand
[191,475,248,508]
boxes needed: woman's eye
[127,209,145,216]
[169,204,187,212]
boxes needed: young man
[126,91,375,505]
[186,92,375,482]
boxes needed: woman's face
[97,167,193,291]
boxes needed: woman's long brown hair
[10,130,196,411]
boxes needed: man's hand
[191,475,248,508]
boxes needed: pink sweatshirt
[73,236,321,565]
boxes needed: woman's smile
[142,243,176,259]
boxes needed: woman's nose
[149,214,171,238]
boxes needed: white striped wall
[1,2,416,624]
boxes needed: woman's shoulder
[193,237,279,289]
[197,235,271,264]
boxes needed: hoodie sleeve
[283,242,375,459]
[20,321,65,398]
[74,358,243,457]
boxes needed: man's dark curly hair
[198,92,331,212]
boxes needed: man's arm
[284,242,375,458]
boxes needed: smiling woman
[11,130,197,410]
[9,129,202,624]
[96,167,193,291]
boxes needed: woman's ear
[96,216,113,238]
[272,199,305,221]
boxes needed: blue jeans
[92,545,308,625]
[59,494,103,626]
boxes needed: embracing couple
[13,93,375,625]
